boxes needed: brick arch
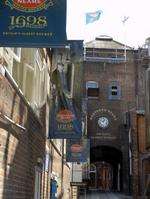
[90,140,122,152]
[90,145,123,192]
[90,145,123,163]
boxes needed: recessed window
[86,81,99,97]
[111,86,118,96]
[109,82,121,100]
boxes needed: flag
[86,10,102,24]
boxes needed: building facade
[83,36,137,195]
[0,46,79,198]
[136,38,150,197]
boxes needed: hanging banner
[0,0,67,47]
[49,98,82,139]
[68,40,83,61]
[66,139,90,162]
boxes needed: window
[86,81,99,97]
[10,48,21,62]
[36,49,43,70]
[24,64,34,102]
[111,86,118,96]
[109,81,121,100]
[12,59,24,89]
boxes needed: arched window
[86,81,99,97]
[108,81,121,100]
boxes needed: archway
[89,146,123,192]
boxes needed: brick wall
[83,49,138,195]
[137,115,146,153]
[62,164,71,199]
[0,74,46,199]
[84,51,136,142]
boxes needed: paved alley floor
[79,190,132,199]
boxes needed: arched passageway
[89,146,123,192]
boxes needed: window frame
[7,47,21,62]
[108,81,121,100]
[23,63,35,102]
[86,81,99,98]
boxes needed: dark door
[98,162,113,191]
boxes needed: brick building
[135,38,150,197]
[0,47,75,199]
[83,36,138,195]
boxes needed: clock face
[98,117,109,128]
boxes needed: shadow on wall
[0,75,47,199]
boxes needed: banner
[66,139,90,162]
[49,98,82,139]
[68,40,83,62]
[0,0,67,47]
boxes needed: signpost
[0,0,67,47]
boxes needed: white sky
[67,0,150,48]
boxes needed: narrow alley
[79,191,132,199]
[0,0,150,199]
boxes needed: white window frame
[86,81,99,89]
[39,67,47,105]
[33,50,47,107]
[35,49,44,71]
[108,81,121,100]
[23,63,35,102]
[6,47,21,62]
[86,81,99,98]
[12,59,20,85]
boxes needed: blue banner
[69,40,83,61]
[48,40,83,139]
[0,0,67,47]
[49,98,82,139]
[66,139,90,162]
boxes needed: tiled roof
[85,35,133,50]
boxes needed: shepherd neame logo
[6,0,54,12]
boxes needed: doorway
[97,162,113,191]
[90,146,123,192]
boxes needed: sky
[67,0,150,48]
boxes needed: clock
[98,117,109,128]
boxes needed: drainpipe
[61,139,64,197]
